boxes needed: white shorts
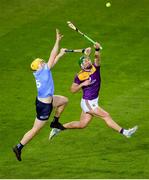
[80,97,99,113]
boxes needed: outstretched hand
[56,29,63,41]
[59,48,67,56]
[94,42,101,49]
[84,47,91,56]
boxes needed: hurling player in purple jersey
[49,42,138,139]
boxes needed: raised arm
[51,48,66,68]
[94,42,102,67]
[47,29,63,69]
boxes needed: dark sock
[58,123,66,130]
[52,116,59,123]
[120,128,124,134]
[50,121,66,130]
[50,116,66,130]
[17,143,24,151]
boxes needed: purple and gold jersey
[74,64,101,100]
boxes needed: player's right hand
[84,47,91,56]
[94,42,101,49]
[59,48,67,56]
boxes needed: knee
[63,96,69,105]
[79,122,88,129]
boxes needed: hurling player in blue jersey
[13,29,67,161]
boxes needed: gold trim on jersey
[78,65,96,81]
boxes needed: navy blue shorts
[35,98,53,121]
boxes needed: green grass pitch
[0,0,149,178]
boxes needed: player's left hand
[56,29,64,41]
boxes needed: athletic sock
[17,143,24,151]
[58,123,66,130]
[52,116,59,123]
[50,116,59,128]
[120,128,124,134]
[50,116,66,130]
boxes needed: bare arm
[70,80,91,93]
[47,29,63,69]
[94,42,102,66]
[51,48,66,68]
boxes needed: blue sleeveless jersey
[33,64,54,98]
